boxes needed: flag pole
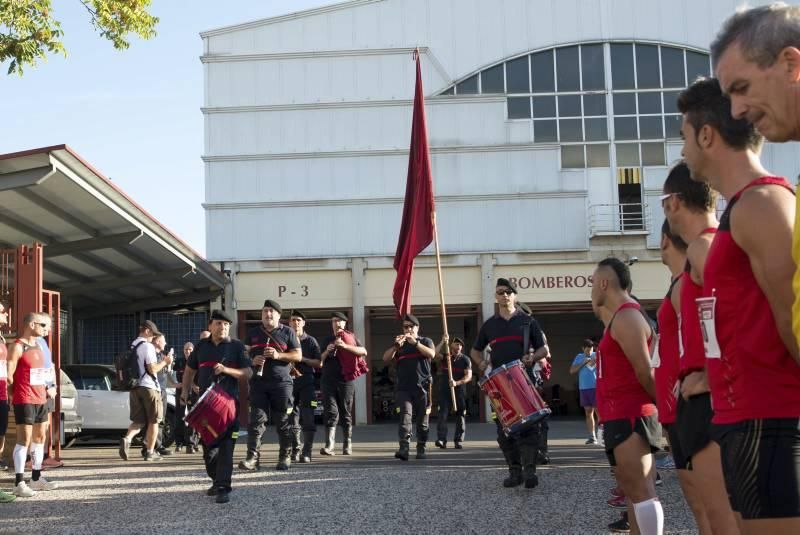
[431,210,457,409]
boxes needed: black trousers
[436,381,466,443]
[397,389,429,445]
[246,379,293,458]
[322,377,355,429]
[203,423,238,491]
[289,381,317,433]
[179,389,200,449]
[495,419,541,467]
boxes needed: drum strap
[522,318,531,357]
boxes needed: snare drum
[479,359,550,435]
[184,384,237,445]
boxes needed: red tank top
[703,176,800,423]
[655,276,682,424]
[0,342,7,402]
[596,302,657,422]
[679,228,717,380]
[11,339,47,405]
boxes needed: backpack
[116,341,147,391]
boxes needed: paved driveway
[0,419,697,534]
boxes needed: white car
[63,364,175,446]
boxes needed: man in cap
[433,336,472,450]
[119,319,172,462]
[240,299,301,471]
[287,310,322,463]
[181,310,252,504]
[471,278,549,489]
[382,313,436,460]
[319,311,367,455]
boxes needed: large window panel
[581,44,606,90]
[638,92,662,114]
[587,144,610,167]
[614,117,638,140]
[583,94,606,116]
[661,47,686,88]
[686,51,711,83]
[613,93,637,115]
[663,91,681,114]
[616,143,641,166]
[558,95,582,117]
[556,46,581,92]
[665,114,682,138]
[506,56,530,93]
[636,44,661,89]
[639,116,664,139]
[532,50,555,92]
[534,120,558,142]
[507,97,531,119]
[481,64,505,93]
[561,145,585,168]
[611,44,636,89]
[642,142,666,165]
[560,119,583,141]
[456,75,478,95]
[585,118,608,141]
[533,96,557,118]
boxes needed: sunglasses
[36,322,49,328]
[402,323,416,329]
[495,290,514,296]
[659,192,680,205]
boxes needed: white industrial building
[201,0,800,423]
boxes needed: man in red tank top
[656,217,712,534]
[681,75,800,532]
[662,149,738,533]
[591,258,663,535]
[6,312,59,498]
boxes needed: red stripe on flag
[392,53,435,318]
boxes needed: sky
[2,0,333,256]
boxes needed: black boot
[291,429,302,462]
[394,442,410,461]
[416,443,427,459]
[320,426,336,456]
[238,454,259,471]
[342,426,352,456]
[521,447,539,489]
[503,465,523,487]
[300,430,315,463]
[276,435,291,471]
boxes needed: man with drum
[181,310,251,504]
[382,313,436,460]
[471,278,549,489]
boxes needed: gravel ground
[0,420,697,534]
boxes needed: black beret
[289,309,306,320]
[210,309,233,323]
[451,337,464,345]
[331,311,348,321]
[517,302,532,315]
[262,299,282,314]
[496,278,518,293]
[403,313,419,326]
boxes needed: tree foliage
[0,0,158,75]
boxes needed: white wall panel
[206,194,587,261]
[762,143,800,183]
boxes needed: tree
[0,0,159,75]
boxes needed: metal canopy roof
[0,145,226,318]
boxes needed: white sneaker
[13,481,36,497]
[30,477,59,491]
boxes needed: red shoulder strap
[732,176,795,202]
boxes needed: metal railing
[589,203,650,236]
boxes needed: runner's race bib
[29,367,50,386]
[696,296,721,359]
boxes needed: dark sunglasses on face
[496,290,513,296]
[402,324,415,329]
[36,322,48,328]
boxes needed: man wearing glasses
[6,312,60,497]
[471,278,549,490]
[382,313,435,461]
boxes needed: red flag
[393,52,435,318]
